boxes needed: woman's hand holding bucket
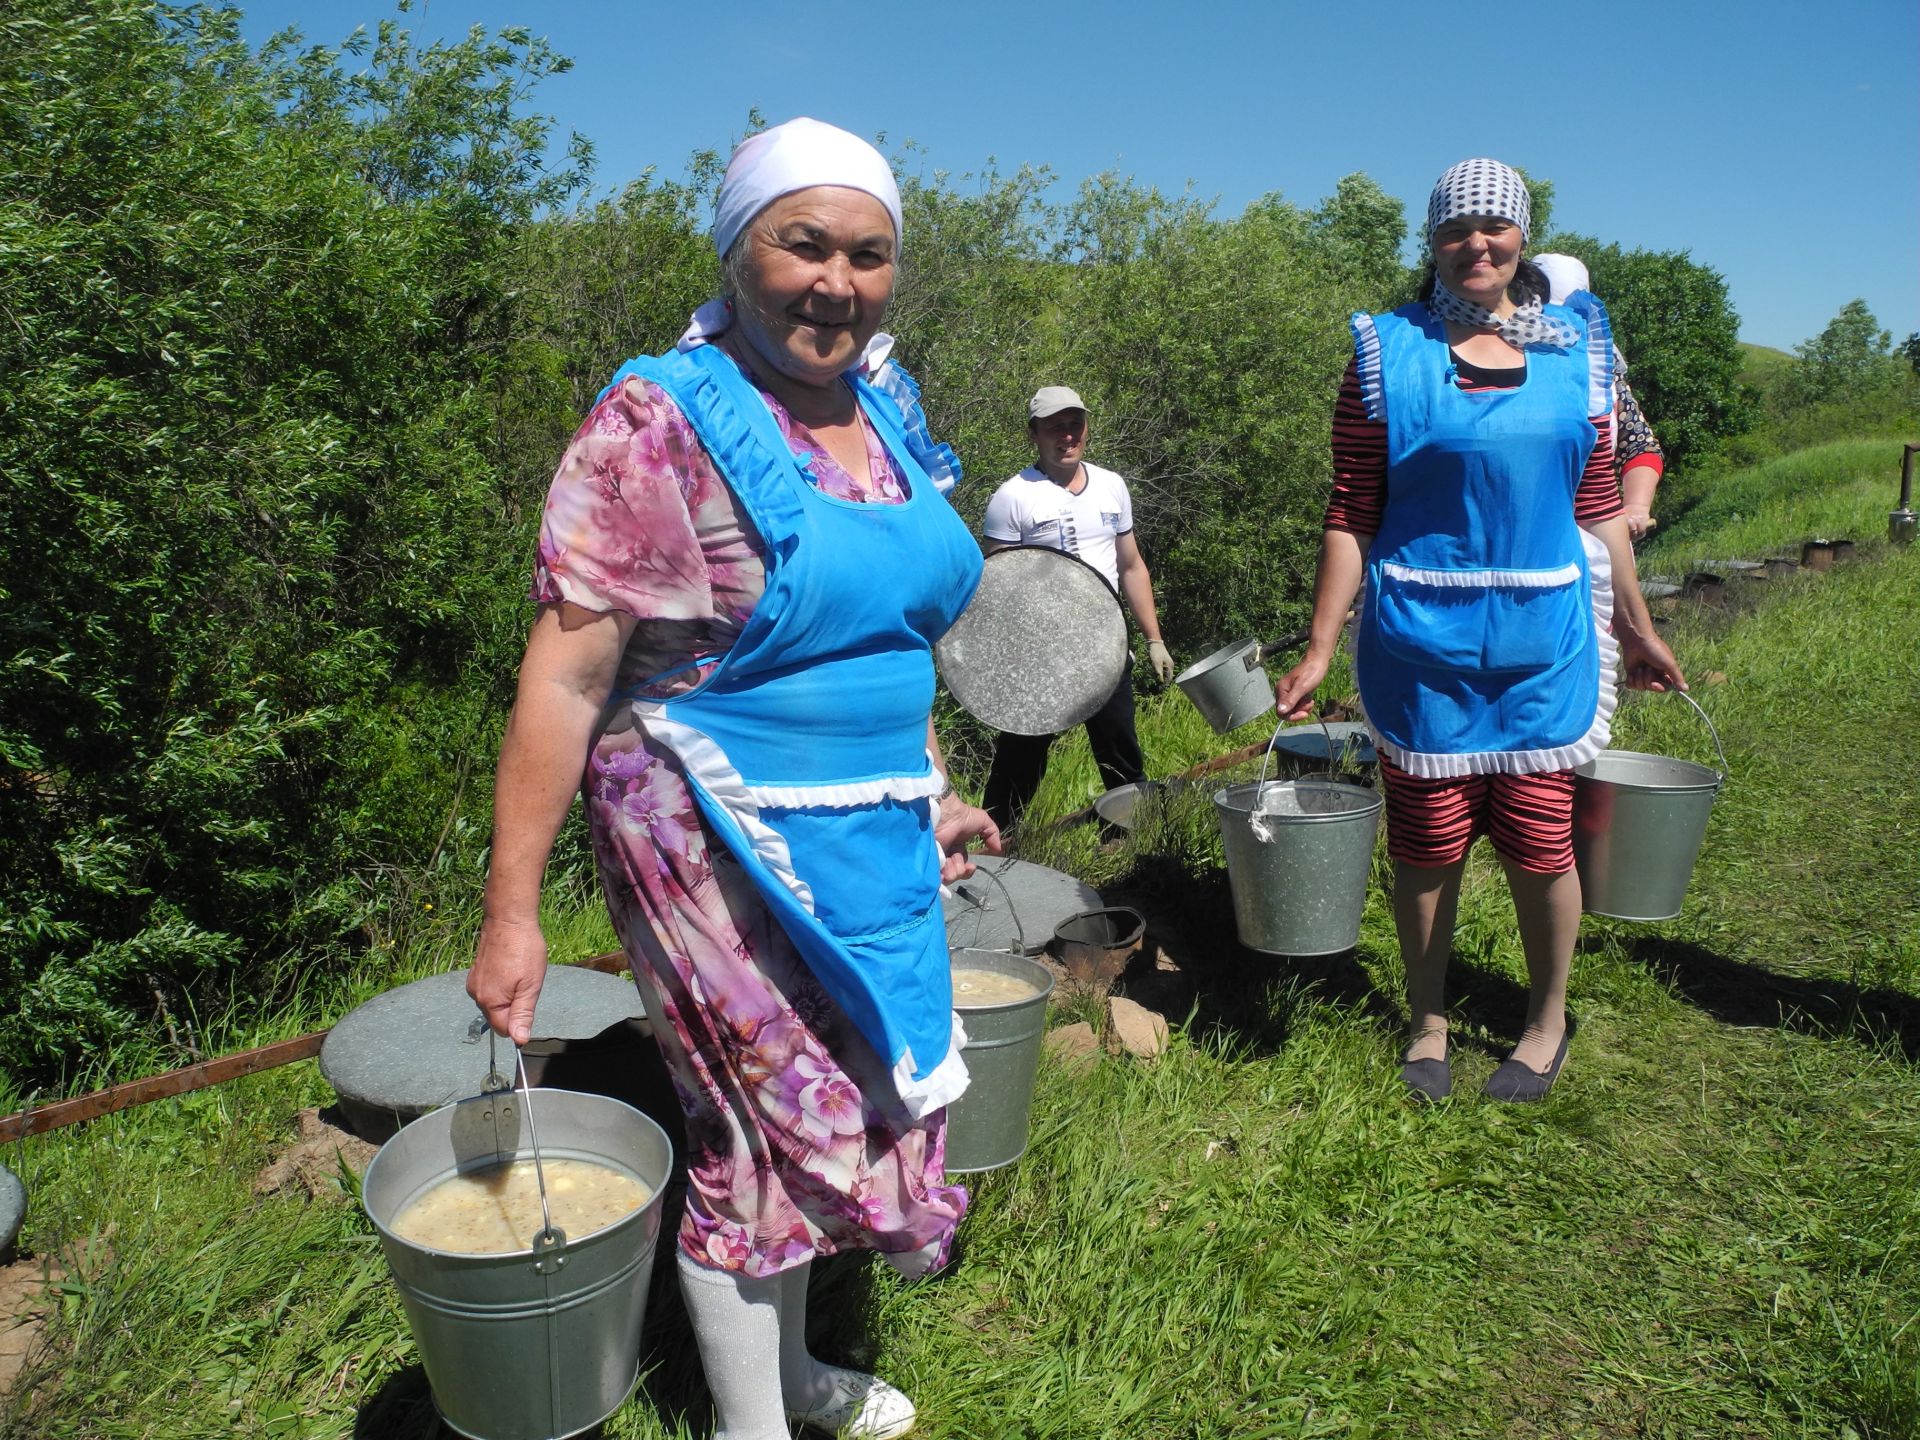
[1616,622,1688,694]
[468,915,548,1047]
[1273,650,1331,723]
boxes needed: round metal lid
[943,857,1102,956]
[321,967,646,1116]
[936,545,1128,735]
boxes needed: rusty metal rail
[0,954,636,1143]
[0,1032,328,1142]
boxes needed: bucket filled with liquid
[1573,690,1727,921]
[362,1070,674,1440]
[945,949,1056,1173]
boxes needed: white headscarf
[678,117,904,353]
[712,116,902,260]
[1534,253,1591,305]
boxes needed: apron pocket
[1374,570,1585,675]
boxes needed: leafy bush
[0,1,585,1077]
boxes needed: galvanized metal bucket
[362,1059,673,1440]
[1093,780,1158,833]
[944,865,1056,1174]
[1213,727,1381,955]
[1174,638,1274,734]
[944,949,1056,1173]
[1574,691,1727,921]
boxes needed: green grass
[6,451,1920,1437]
[1639,438,1908,576]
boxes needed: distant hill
[1740,342,1795,386]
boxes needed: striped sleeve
[1574,412,1622,526]
[1324,357,1387,536]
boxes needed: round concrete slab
[0,1165,23,1260]
[321,967,648,1137]
[1270,721,1377,773]
[943,858,1101,956]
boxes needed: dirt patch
[0,1253,62,1395]
[254,1106,380,1199]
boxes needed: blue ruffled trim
[868,358,962,495]
[1555,293,1617,415]
[1350,312,1386,423]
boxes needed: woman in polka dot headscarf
[1274,157,1685,1105]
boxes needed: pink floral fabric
[534,367,966,1277]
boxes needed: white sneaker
[787,1366,917,1439]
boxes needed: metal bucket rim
[950,949,1057,1011]
[1051,905,1145,951]
[1173,637,1258,686]
[1213,778,1383,821]
[1573,749,1723,794]
[363,1088,672,1259]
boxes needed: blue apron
[1350,302,1615,775]
[601,344,984,1117]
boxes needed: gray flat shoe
[1399,1056,1452,1104]
[1483,1016,1575,1103]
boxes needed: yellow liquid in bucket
[392,1157,651,1254]
[952,967,1042,1006]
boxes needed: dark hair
[1419,256,1550,307]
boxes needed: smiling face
[1431,214,1524,310]
[728,186,896,389]
[1030,408,1088,475]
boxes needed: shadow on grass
[1600,934,1920,1060]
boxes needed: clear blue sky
[237,0,1918,353]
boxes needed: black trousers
[982,670,1147,832]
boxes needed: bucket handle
[513,1047,569,1273]
[1247,725,1293,842]
[1671,688,1729,786]
[957,859,1027,956]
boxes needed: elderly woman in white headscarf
[1275,159,1684,1107]
[469,117,999,1440]
[1535,252,1669,539]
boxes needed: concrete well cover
[320,967,646,1119]
[943,858,1101,957]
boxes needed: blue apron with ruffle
[1351,302,1613,772]
[603,343,984,1116]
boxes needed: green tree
[0,0,585,1078]
[1791,299,1899,404]
[1541,234,1752,473]
[1309,174,1411,299]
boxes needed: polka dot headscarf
[1426,157,1531,241]
[1422,156,1578,349]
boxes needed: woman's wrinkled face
[1432,215,1523,308]
[730,186,896,388]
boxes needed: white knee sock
[676,1250,792,1440]
[775,1260,839,1412]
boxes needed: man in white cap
[979,386,1172,830]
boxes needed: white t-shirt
[981,463,1134,589]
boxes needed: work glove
[1148,640,1175,684]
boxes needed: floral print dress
[533,360,965,1278]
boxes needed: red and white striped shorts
[1378,758,1576,874]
